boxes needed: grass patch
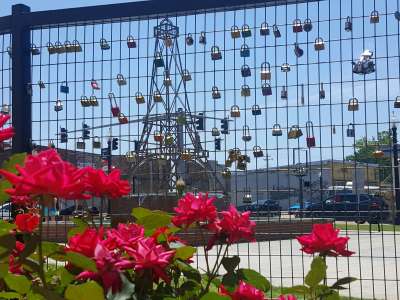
[335,223,400,232]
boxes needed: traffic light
[60,127,68,143]
[221,118,229,135]
[215,138,221,150]
[82,123,90,140]
[112,138,119,150]
[195,113,205,130]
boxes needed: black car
[237,200,281,217]
[60,205,99,216]
[299,193,388,224]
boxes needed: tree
[345,131,392,182]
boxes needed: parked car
[60,205,99,216]
[237,200,281,217]
[288,201,313,215]
[298,193,388,224]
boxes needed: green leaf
[305,256,327,288]
[4,274,32,294]
[137,214,171,231]
[174,246,196,260]
[59,268,75,287]
[326,291,340,300]
[200,292,230,300]
[175,260,201,283]
[26,290,46,300]
[0,262,8,278]
[66,252,97,272]
[0,292,22,299]
[1,153,26,173]
[221,273,238,292]
[106,275,135,300]
[281,285,311,295]
[20,235,39,259]
[65,281,104,300]
[131,207,152,220]
[41,241,64,257]
[237,268,271,292]
[31,286,64,300]
[221,256,240,273]
[0,181,11,205]
[331,277,357,289]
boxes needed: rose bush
[0,114,356,299]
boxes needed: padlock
[241,85,250,97]
[394,96,400,108]
[303,18,313,32]
[38,81,45,89]
[252,104,261,116]
[372,150,384,159]
[118,113,128,124]
[154,131,163,142]
[80,96,90,107]
[76,138,85,149]
[153,91,163,103]
[221,167,231,178]
[182,69,192,81]
[319,83,325,99]
[163,71,172,86]
[241,64,251,77]
[199,31,206,44]
[332,125,336,135]
[186,33,194,46]
[240,44,250,57]
[261,62,271,80]
[230,105,240,118]
[60,82,69,94]
[294,43,304,58]
[92,136,101,149]
[181,150,192,161]
[347,123,355,137]
[73,40,82,52]
[253,146,264,158]
[100,38,110,50]
[154,52,164,68]
[47,42,57,55]
[164,36,173,48]
[281,63,290,72]
[1,104,10,115]
[225,159,233,168]
[64,41,74,53]
[288,125,303,139]
[127,35,137,48]
[306,121,316,148]
[262,83,272,96]
[231,25,241,38]
[30,43,40,55]
[370,10,379,24]
[54,100,63,112]
[212,86,221,99]
[237,161,247,171]
[135,92,145,104]
[108,93,120,117]
[211,46,222,60]
[314,38,325,51]
[242,125,251,142]
[117,74,127,86]
[273,24,281,38]
[272,124,282,136]
[345,16,352,32]
[55,41,66,54]
[395,11,400,22]
[165,134,174,146]
[292,19,303,33]
[212,127,220,137]
[281,86,288,100]
[243,193,252,203]
[241,24,251,38]
[89,96,99,106]
[229,148,241,161]
[91,80,100,90]
[260,22,270,36]
[348,98,359,111]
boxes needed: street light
[391,113,400,224]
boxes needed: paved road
[194,231,400,299]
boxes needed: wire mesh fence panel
[0,0,400,299]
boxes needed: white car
[0,203,12,220]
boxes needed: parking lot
[195,229,400,300]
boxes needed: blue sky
[0,0,399,170]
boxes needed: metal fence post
[11,4,31,154]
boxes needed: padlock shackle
[305,121,314,138]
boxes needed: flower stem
[38,204,47,288]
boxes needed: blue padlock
[60,82,69,94]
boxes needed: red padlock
[111,107,120,117]
[306,121,316,148]
[108,92,120,117]
[118,113,128,124]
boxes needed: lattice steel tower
[134,18,211,192]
